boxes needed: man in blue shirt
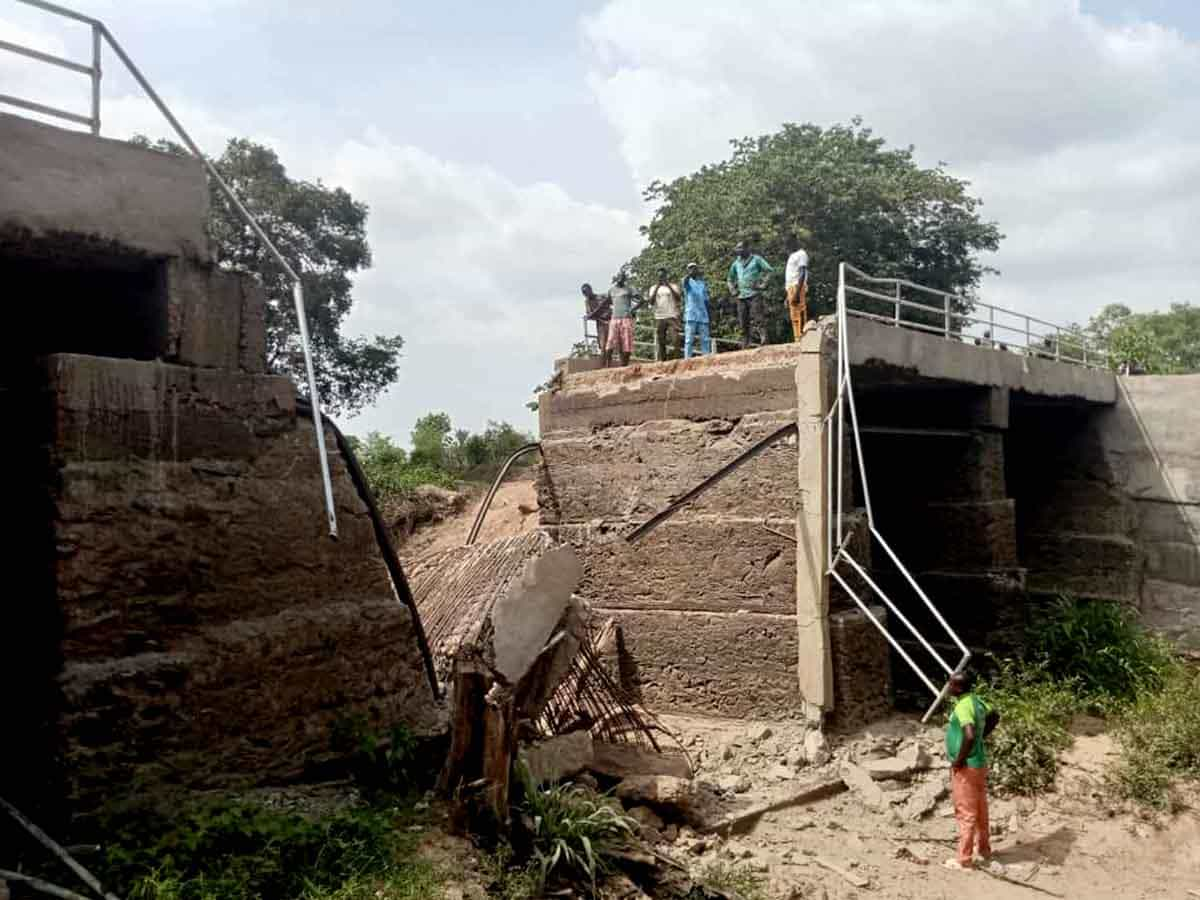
[726,241,774,348]
[682,262,712,358]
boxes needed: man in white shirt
[784,239,810,341]
[648,267,682,361]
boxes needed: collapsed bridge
[536,271,1200,724]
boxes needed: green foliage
[697,861,768,900]
[100,800,427,900]
[331,716,422,797]
[1109,665,1200,810]
[130,136,401,415]
[1085,301,1200,373]
[977,662,1076,795]
[514,763,637,892]
[479,845,541,900]
[353,431,457,499]
[631,118,1002,343]
[410,413,453,468]
[1027,595,1177,708]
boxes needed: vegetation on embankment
[979,594,1199,809]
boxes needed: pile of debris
[408,530,673,827]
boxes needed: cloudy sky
[3,0,1198,444]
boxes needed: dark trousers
[595,319,609,354]
[655,318,679,361]
[736,294,766,347]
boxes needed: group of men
[580,239,811,367]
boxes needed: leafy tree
[131,136,402,415]
[1083,302,1200,374]
[410,412,453,468]
[630,119,1003,344]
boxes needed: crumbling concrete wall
[47,354,442,807]
[539,348,805,718]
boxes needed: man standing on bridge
[784,238,810,341]
[726,241,774,348]
[682,262,711,358]
[647,267,683,361]
[944,670,1001,871]
[605,271,641,368]
[581,283,611,359]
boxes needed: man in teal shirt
[945,670,1001,870]
[726,241,774,348]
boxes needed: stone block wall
[538,348,808,719]
[41,355,442,808]
[829,606,892,728]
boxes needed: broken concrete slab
[862,743,934,781]
[803,730,831,767]
[902,775,949,820]
[590,741,693,780]
[492,545,583,683]
[697,776,847,835]
[521,731,594,785]
[842,763,888,812]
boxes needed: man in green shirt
[944,670,1000,870]
[726,241,774,349]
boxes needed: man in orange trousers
[944,670,1001,871]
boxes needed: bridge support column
[796,326,835,722]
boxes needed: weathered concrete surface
[0,112,209,261]
[546,521,796,614]
[492,546,583,683]
[539,347,809,718]
[538,412,796,524]
[595,610,804,718]
[1109,376,1200,646]
[43,355,441,808]
[847,316,1116,404]
[165,259,268,373]
[540,344,804,431]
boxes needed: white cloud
[330,133,640,439]
[583,0,1200,323]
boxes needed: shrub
[977,662,1076,795]
[1109,665,1200,810]
[1028,595,1176,707]
[332,717,422,797]
[100,800,427,900]
[514,764,637,893]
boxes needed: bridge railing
[842,263,1110,369]
[1,0,340,537]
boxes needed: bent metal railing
[831,262,973,722]
[842,263,1109,369]
[2,0,340,537]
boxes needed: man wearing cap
[682,262,712,358]
[726,241,774,348]
[784,238,810,341]
[647,267,683,362]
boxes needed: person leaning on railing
[581,282,612,357]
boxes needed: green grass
[97,798,435,900]
[1027,595,1176,709]
[978,661,1077,796]
[1108,664,1200,810]
[696,861,768,900]
[514,763,638,894]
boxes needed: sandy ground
[656,712,1200,900]
[399,479,539,562]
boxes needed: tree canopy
[629,119,1003,343]
[1082,302,1200,374]
[133,136,402,415]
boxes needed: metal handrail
[3,0,339,537]
[842,263,1109,369]
[829,261,972,722]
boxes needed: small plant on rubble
[697,861,768,900]
[514,762,637,893]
